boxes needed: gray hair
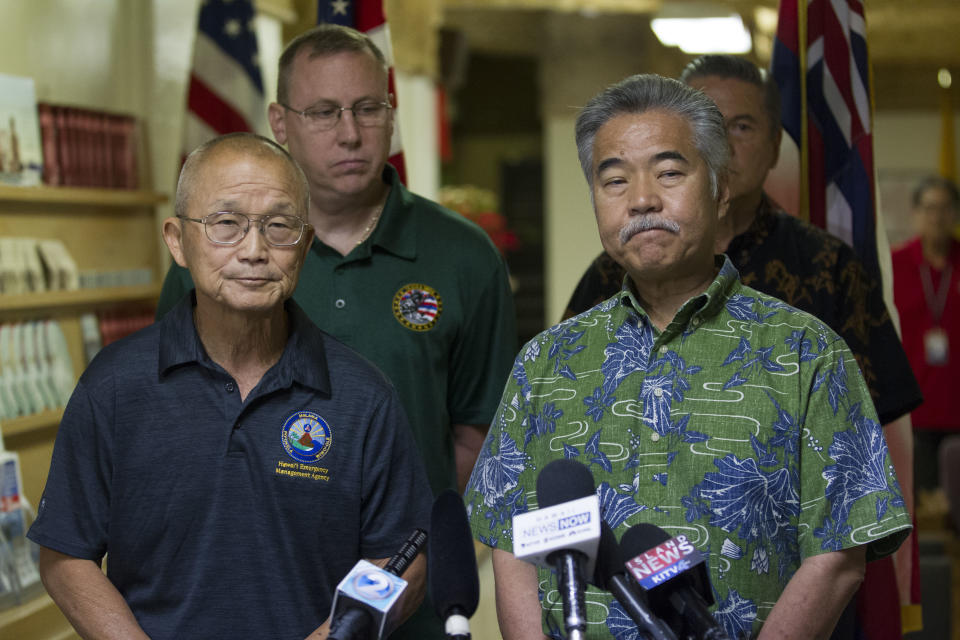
[680,55,782,140]
[575,74,729,198]
[176,132,309,219]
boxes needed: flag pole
[798,0,809,223]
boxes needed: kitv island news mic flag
[319,0,407,183]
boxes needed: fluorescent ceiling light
[651,13,752,54]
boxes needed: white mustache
[619,216,681,244]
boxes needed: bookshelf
[0,185,166,639]
[0,184,167,498]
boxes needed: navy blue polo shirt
[28,294,432,639]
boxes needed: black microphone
[533,459,600,640]
[621,524,731,640]
[591,522,678,640]
[385,528,428,576]
[428,489,480,639]
[328,528,428,640]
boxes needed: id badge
[924,327,949,366]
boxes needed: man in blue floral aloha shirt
[464,74,911,640]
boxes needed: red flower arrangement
[439,185,520,255]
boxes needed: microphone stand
[551,551,587,640]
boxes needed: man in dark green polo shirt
[156,24,516,640]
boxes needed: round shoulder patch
[281,411,332,463]
[392,283,443,331]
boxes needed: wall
[875,110,960,248]
[537,11,688,323]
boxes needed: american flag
[318,0,406,183]
[771,0,880,283]
[183,0,267,156]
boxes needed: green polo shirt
[157,166,518,497]
[465,257,910,639]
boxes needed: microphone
[621,524,731,640]
[512,459,601,640]
[428,489,480,639]
[385,528,428,576]
[590,522,678,640]
[328,528,428,640]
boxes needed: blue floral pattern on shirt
[465,258,911,639]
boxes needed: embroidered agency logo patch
[281,411,332,464]
[392,283,442,331]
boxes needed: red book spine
[37,103,60,186]
[55,106,73,186]
[121,116,138,189]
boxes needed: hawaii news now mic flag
[183,0,268,156]
[770,0,881,284]
[319,0,407,183]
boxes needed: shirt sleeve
[446,250,518,427]
[798,329,912,563]
[155,263,195,320]
[464,350,537,552]
[27,379,113,561]
[359,388,433,559]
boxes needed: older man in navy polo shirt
[28,133,431,640]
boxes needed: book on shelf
[36,102,139,189]
[0,320,73,422]
[0,237,79,295]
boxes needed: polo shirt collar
[158,292,331,395]
[617,255,740,332]
[367,164,417,260]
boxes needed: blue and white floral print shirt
[465,257,911,639]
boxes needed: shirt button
[651,433,660,442]
[654,388,663,397]
[658,346,668,354]
[692,317,701,327]
[225,382,235,392]
[335,299,346,309]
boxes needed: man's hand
[305,553,426,640]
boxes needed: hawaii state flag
[318,0,406,183]
[771,0,880,284]
[183,0,268,157]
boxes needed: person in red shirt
[892,175,960,493]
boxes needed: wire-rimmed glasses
[177,212,309,247]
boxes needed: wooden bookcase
[0,183,167,638]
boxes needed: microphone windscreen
[535,459,595,508]
[591,521,623,590]
[428,489,480,618]
[620,523,672,558]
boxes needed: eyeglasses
[279,100,392,132]
[178,212,309,247]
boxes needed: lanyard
[920,261,953,324]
